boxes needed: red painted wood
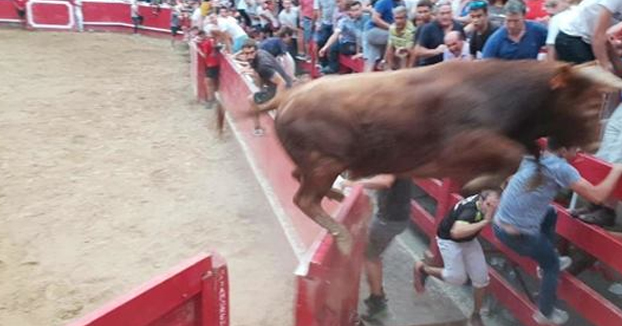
[572,153,622,199]
[338,55,364,73]
[295,186,372,326]
[0,0,20,20]
[31,2,70,25]
[69,253,229,326]
[81,1,171,31]
[488,269,541,326]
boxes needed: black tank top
[376,178,413,222]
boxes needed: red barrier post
[295,186,372,326]
[69,252,229,326]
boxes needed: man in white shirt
[544,0,577,61]
[278,0,301,56]
[217,7,250,52]
[257,0,280,37]
[191,2,203,28]
[556,0,622,68]
[73,0,84,32]
[443,31,471,61]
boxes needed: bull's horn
[572,61,622,89]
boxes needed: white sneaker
[537,256,572,279]
[533,308,569,325]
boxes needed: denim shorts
[302,16,313,44]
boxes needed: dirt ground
[0,29,296,326]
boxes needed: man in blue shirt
[482,0,548,60]
[493,138,622,325]
[259,27,294,57]
[364,0,404,71]
[319,1,368,74]
[313,0,336,67]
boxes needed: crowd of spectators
[180,0,622,220]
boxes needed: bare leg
[365,258,384,296]
[422,264,444,280]
[473,286,486,315]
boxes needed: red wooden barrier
[68,252,229,326]
[0,0,20,23]
[295,186,371,326]
[0,0,178,36]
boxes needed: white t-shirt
[257,6,279,28]
[237,0,248,11]
[443,42,472,61]
[191,7,203,27]
[560,0,622,44]
[546,6,578,45]
[404,0,418,19]
[278,7,299,29]
[131,2,140,17]
[217,16,247,39]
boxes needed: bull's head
[545,62,622,153]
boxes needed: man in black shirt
[241,39,293,134]
[241,39,293,98]
[344,175,412,319]
[415,1,465,66]
[414,189,500,319]
[467,1,498,59]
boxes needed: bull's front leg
[292,165,352,255]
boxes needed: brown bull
[250,60,622,254]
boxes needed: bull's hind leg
[293,164,352,255]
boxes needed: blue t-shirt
[366,0,403,29]
[259,37,289,57]
[494,154,581,235]
[482,21,547,60]
[338,15,368,44]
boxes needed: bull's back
[274,60,563,171]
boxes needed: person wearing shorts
[197,30,221,109]
[344,175,413,319]
[131,0,144,34]
[414,190,500,321]
[170,5,183,45]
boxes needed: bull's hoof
[332,229,353,255]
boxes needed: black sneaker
[362,294,387,320]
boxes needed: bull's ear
[549,64,573,90]
[572,61,622,91]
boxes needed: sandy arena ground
[0,29,296,326]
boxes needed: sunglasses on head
[469,0,488,10]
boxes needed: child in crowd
[196,30,221,109]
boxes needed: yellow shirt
[388,21,415,49]
[200,2,211,17]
